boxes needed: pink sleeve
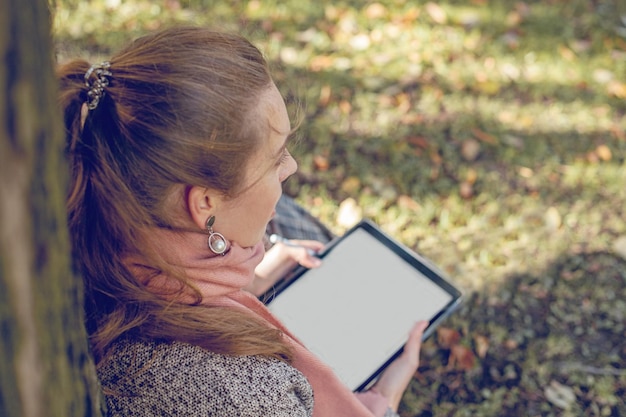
[354,389,392,417]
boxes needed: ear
[186,185,218,230]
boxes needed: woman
[58,26,427,416]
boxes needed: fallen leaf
[365,3,387,19]
[558,45,576,61]
[429,148,443,165]
[407,136,429,149]
[471,128,498,144]
[349,33,371,51]
[505,11,522,27]
[545,380,576,409]
[319,85,332,107]
[437,327,461,348]
[425,2,447,24]
[313,154,330,171]
[336,198,362,229]
[309,55,334,71]
[398,7,420,23]
[545,207,562,231]
[593,68,613,84]
[515,2,531,17]
[461,139,481,161]
[339,100,352,114]
[504,339,518,349]
[502,31,520,49]
[612,235,626,260]
[474,334,489,359]
[466,168,477,185]
[586,151,599,163]
[607,80,626,98]
[518,166,533,178]
[397,195,421,211]
[396,93,411,114]
[340,176,361,194]
[475,80,502,95]
[610,124,625,141]
[459,181,474,199]
[595,145,612,161]
[449,345,476,371]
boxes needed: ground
[53,1,625,415]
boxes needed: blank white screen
[267,228,453,390]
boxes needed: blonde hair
[57,26,292,363]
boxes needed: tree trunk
[0,0,104,416]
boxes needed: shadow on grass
[400,250,625,417]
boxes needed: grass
[53,1,626,415]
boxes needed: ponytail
[56,27,293,363]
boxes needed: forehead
[261,84,290,136]
[238,85,289,180]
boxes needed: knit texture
[99,337,400,417]
[98,337,314,416]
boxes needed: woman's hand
[247,239,325,296]
[372,321,429,412]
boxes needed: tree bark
[0,0,104,416]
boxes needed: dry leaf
[518,166,533,178]
[429,149,443,165]
[339,100,352,114]
[350,33,371,51]
[545,207,562,231]
[437,327,461,348]
[397,195,421,211]
[611,124,625,141]
[309,55,334,71]
[365,3,387,19]
[475,80,502,95]
[558,45,576,61]
[545,380,576,409]
[459,182,474,199]
[607,80,626,98]
[313,154,329,171]
[471,128,498,144]
[336,198,362,228]
[396,93,411,114]
[505,11,522,27]
[474,334,490,358]
[613,236,626,260]
[319,85,332,107]
[407,136,429,149]
[340,176,361,194]
[399,7,420,23]
[504,339,518,349]
[466,168,478,185]
[461,139,481,161]
[595,145,612,161]
[592,68,613,84]
[425,2,447,24]
[449,345,476,371]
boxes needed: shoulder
[98,338,313,417]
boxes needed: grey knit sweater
[98,338,400,417]
[98,338,314,416]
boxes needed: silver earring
[206,216,227,255]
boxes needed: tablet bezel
[262,219,463,391]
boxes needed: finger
[287,239,326,252]
[401,321,429,366]
[408,320,429,346]
[284,245,322,268]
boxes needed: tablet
[263,219,463,392]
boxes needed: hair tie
[84,61,112,110]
